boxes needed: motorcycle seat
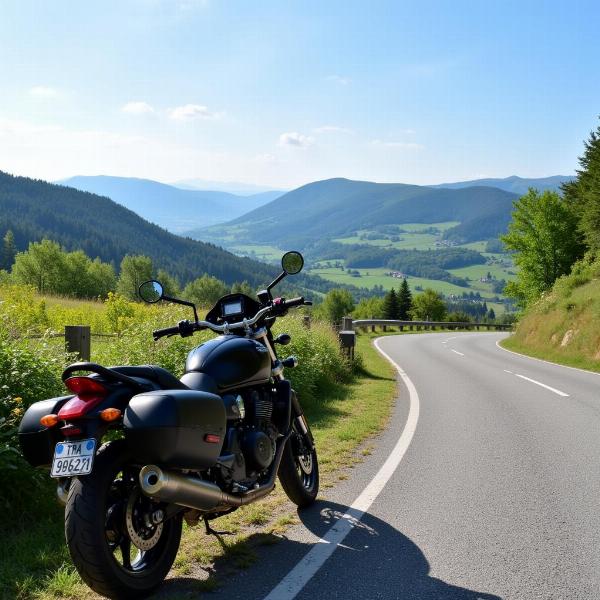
[109,365,189,390]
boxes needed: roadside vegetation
[0,286,397,599]
[500,118,600,369]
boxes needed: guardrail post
[382,325,387,332]
[339,329,356,361]
[65,325,91,361]
[342,317,354,331]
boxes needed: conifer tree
[382,287,400,319]
[1,230,16,271]
[397,278,413,320]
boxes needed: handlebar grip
[283,296,305,308]
[152,325,181,340]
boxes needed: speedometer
[222,298,244,318]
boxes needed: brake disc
[125,491,163,551]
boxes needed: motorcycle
[18,251,319,599]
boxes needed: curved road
[162,332,600,599]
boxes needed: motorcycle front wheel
[278,417,319,507]
[65,440,182,599]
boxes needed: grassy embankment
[501,256,600,372]
[0,288,398,599]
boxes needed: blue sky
[0,0,598,188]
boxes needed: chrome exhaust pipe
[139,430,291,511]
[139,464,275,511]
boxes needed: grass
[309,266,500,298]
[500,258,600,373]
[2,334,397,599]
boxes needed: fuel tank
[184,335,271,391]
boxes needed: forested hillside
[0,171,275,287]
[196,178,518,247]
[61,175,280,232]
[432,175,574,195]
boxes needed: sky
[0,0,599,189]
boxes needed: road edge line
[495,339,600,377]
[262,336,420,600]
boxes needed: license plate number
[51,439,96,478]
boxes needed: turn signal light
[40,414,59,427]
[204,434,221,444]
[99,408,122,422]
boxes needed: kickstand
[204,516,232,536]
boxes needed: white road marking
[496,339,600,377]
[442,336,460,344]
[451,349,465,356]
[263,338,420,600]
[514,373,570,397]
[504,369,513,374]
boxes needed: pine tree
[1,230,16,271]
[382,288,400,319]
[397,278,413,320]
[563,119,600,252]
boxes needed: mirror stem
[162,295,199,323]
[267,271,287,295]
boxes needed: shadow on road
[158,499,503,599]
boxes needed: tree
[1,230,16,271]
[12,240,68,294]
[410,288,447,321]
[563,119,600,252]
[352,297,384,319]
[382,288,400,319]
[117,255,153,301]
[183,274,228,307]
[398,278,413,320]
[501,189,584,306]
[317,289,355,324]
[230,281,255,296]
[487,308,496,321]
[156,269,180,298]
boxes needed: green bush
[0,333,65,515]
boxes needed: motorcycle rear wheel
[278,419,319,507]
[65,440,182,599]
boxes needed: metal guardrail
[351,319,512,331]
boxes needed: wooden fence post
[342,316,354,331]
[65,325,91,361]
[303,315,311,329]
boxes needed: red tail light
[58,377,109,420]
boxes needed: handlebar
[152,297,311,340]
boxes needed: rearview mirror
[281,251,304,275]
[139,280,164,303]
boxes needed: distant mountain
[0,171,278,287]
[59,176,281,233]
[172,178,286,196]
[432,175,574,195]
[194,178,519,247]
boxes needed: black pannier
[124,389,226,469]
[18,396,73,467]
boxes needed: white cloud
[29,86,60,98]
[314,125,354,135]
[278,132,315,148]
[370,139,424,150]
[168,103,222,120]
[326,75,351,85]
[121,101,155,115]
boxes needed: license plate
[51,439,96,478]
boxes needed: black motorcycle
[18,251,318,599]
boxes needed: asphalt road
[164,332,600,600]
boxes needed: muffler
[139,430,291,512]
[139,465,275,511]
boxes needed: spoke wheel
[66,440,182,599]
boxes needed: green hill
[503,257,600,371]
[194,178,519,248]
[432,174,574,196]
[0,170,277,287]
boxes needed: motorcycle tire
[65,439,182,599]
[278,419,319,508]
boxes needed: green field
[310,267,492,297]
[448,263,516,282]
[228,244,284,263]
